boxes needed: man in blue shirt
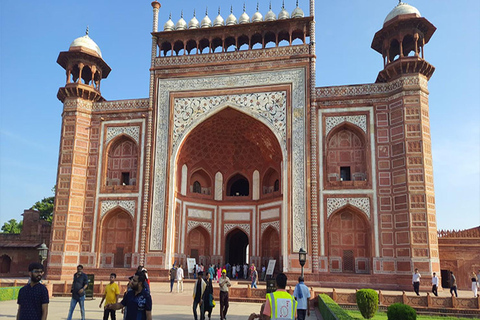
[293,276,311,320]
[67,264,89,320]
[106,272,152,320]
[17,262,49,320]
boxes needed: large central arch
[172,107,284,267]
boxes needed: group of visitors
[414,268,479,298]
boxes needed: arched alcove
[190,168,212,195]
[101,209,134,268]
[0,254,12,273]
[226,228,249,265]
[187,226,210,264]
[261,227,280,272]
[105,136,138,187]
[227,173,249,196]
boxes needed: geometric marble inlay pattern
[261,221,280,235]
[101,200,136,218]
[106,126,140,146]
[187,220,212,234]
[224,223,250,237]
[325,115,367,136]
[326,197,370,219]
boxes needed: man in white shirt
[293,276,310,320]
[177,264,184,293]
[431,272,438,296]
[412,268,421,296]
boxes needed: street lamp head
[37,242,49,263]
[298,247,306,267]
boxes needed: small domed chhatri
[239,4,250,24]
[188,10,200,29]
[226,6,238,26]
[292,0,304,18]
[278,1,290,20]
[69,28,102,58]
[175,11,187,30]
[384,1,421,25]
[252,2,263,23]
[163,13,175,31]
[201,8,212,28]
[213,8,224,27]
[265,2,277,21]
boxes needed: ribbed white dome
[213,8,224,27]
[252,10,263,23]
[69,34,102,58]
[175,15,187,30]
[189,12,200,29]
[278,7,290,20]
[239,12,250,24]
[384,2,421,25]
[164,14,175,31]
[201,16,212,28]
[226,8,238,26]
[265,5,277,22]
[292,6,304,18]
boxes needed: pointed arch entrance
[187,227,210,265]
[0,254,11,273]
[225,229,249,265]
[328,207,371,273]
[261,226,280,272]
[101,209,134,268]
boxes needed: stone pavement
[1,281,319,320]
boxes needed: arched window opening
[251,33,262,49]
[211,38,223,53]
[106,137,138,187]
[238,35,249,50]
[292,30,304,44]
[173,40,184,56]
[160,42,172,57]
[71,64,80,83]
[193,181,201,193]
[402,34,416,57]
[227,173,249,196]
[81,65,92,85]
[262,168,280,195]
[278,31,290,46]
[264,32,276,48]
[389,39,400,62]
[225,37,236,52]
[326,126,367,184]
[186,40,198,55]
[190,169,212,195]
[199,38,210,54]
[0,254,12,273]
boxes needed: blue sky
[0,1,479,231]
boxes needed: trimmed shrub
[356,288,379,319]
[318,294,354,320]
[387,303,417,320]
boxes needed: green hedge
[318,294,354,320]
[356,289,379,319]
[0,286,21,301]
[387,303,417,320]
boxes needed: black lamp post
[298,247,306,278]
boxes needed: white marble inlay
[326,197,370,219]
[224,223,250,237]
[325,115,367,136]
[261,208,280,220]
[101,200,136,218]
[106,126,140,146]
[224,211,251,221]
[187,208,212,219]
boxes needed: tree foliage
[1,219,23,234]
[356,289,379,319]
[30,196,54,223]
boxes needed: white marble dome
[201,10,212,28]
[252,10,263,23]
[278,7,290,20]
[189,15,200,29]
[265,8,277,21]
[213,12,224,27]
[69,34,102,58]
[164,15,175,31]
[292,6,304,18]
[175,14,187,30]
[226,12,238,26]
[239,11,250,24]
[384,2,421,25]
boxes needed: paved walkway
[1,282,319,320]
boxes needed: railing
[438,227,480,238]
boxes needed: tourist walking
[169,264,176,292]
[412,268,421,296]
[471,272,478,298]
[67,264,89,320]
[177,264,184,293]
[293,276,310,320]
[219,269,232,320]
[244,263,248,280]
[99,273,120,320]
[217,266,222,283]
[450,271,458,297]
[106,272,152,320]
[193,271,206,320]
[17,262,49,320]
[431,272,439,296]
[251,266,258,289]
[262,273,297,319]
[202,272,214,320]
[208,264,215,280]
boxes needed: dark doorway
[115,247,124,267]
[225,229,249,265]
[0,255,11,273]
[441,269,450,288]
[227,174,249,196]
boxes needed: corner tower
[372,2,440,278]
[49,30,111,279]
